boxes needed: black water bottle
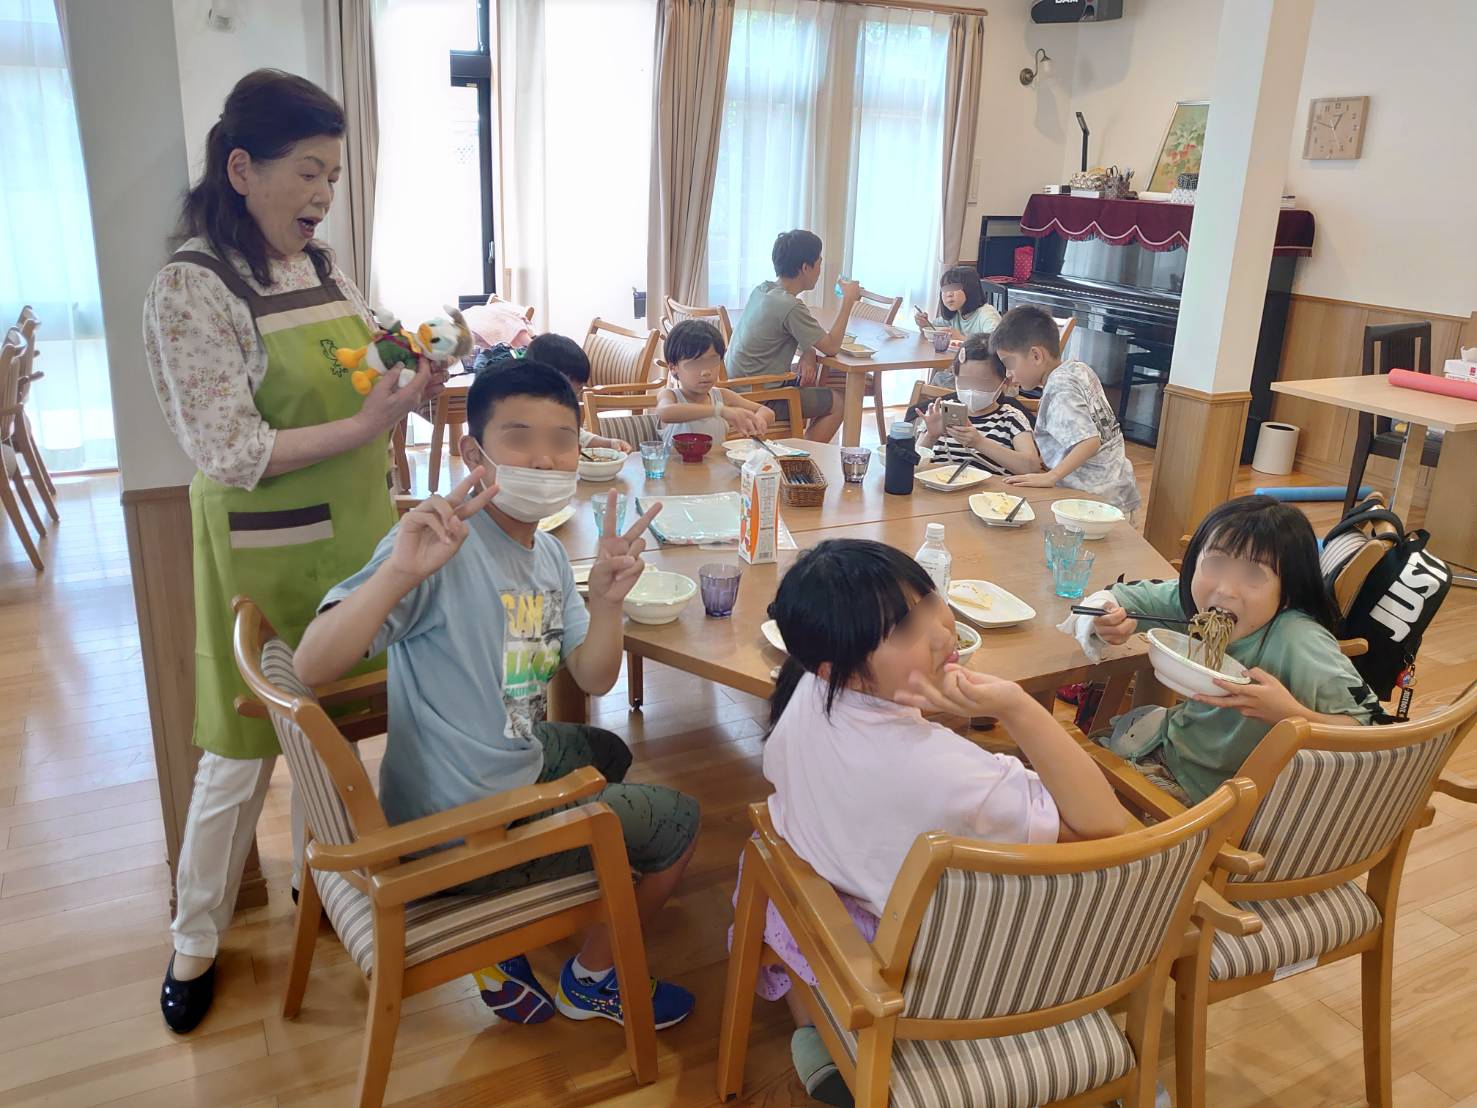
[884,421,918,496]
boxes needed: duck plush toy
[338,305,474,396]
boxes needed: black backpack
[1320,498,1452,699]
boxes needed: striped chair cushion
[1233,733,1455,885]
[816,994,1132,1108]
[901,833,1205,1019]
[260,639,357,847]
[317,867,602,976]
[586,333,649,387]
[851,299,896,325]
[595,411,661,446]
[1209,881,1380,981]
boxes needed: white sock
[571,955,613,984]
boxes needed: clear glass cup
[839,446,871,484]
[1043,523,1084,569]
[699,562,743,618]
[1053,551,1096,599]
[591,493,627,534]
[639,440,669,479]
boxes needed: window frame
[448,0,495,299]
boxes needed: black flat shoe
[161,955,215,1034]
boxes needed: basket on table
[777,457,827,507]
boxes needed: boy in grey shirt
[725,228,862,442]
[298,364,698,1030]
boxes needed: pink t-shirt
[764,673,1059,916]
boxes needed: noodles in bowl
[1187,607,1237,671]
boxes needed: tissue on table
[1444,349,1477,382]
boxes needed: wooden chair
[847,287,904,444]
[585,374,804,449]
[1343,322,1437,514]
[905,379,953,420]
[584,318,661,388]
[718,781,1261,1107]
[1056,315,1076,355]
[663,297,733,342]
[11,310,58,521]
[0,339,45,570]
[1086,682,1477,1108]
[231,598,658,1107]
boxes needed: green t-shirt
[1110,579,1381,804]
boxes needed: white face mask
[956,387,999,414]
[490,464,578,523]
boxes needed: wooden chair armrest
[1192,884,1262,937]
[308,766,606,872]
[366,803,611,907]
[1338,637,1369,658]
[751,814,904,1023]
[1418,804,1437,829]
[395,494,422,515]
[1079,739,1189,822]
[20,370,43,383]
[1214,846,1266,877]
[586,381,665,397]
[1435,775,1477,804]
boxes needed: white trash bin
[1251,422,1299,476]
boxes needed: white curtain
[496,0,550,327]
[0,0,114,471]
[707,0,951,403]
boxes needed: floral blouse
[142,237,374,490]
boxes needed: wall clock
[1304,96,1369,160]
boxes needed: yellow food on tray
[973,492,1022,519]
[950,582,994,609]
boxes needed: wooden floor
[2,446,1477,1107]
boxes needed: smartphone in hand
[940,400,969,429]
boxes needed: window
[449,0,495,301]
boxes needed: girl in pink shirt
[738,539,1124,1104]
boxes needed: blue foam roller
[1253,485,1374,502]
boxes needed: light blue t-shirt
[319,513,589,826]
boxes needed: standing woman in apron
[143,70,437,1033]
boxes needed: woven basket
[778,457,827,507]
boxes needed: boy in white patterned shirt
[991,305,1141,515]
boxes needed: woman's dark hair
[768,539,936,727]
[1179,495,1338,630]
[466,361,580,442]
[772,229,823,278]
[526,333,592,386]
[665,319,726,366]
[177,69,345,286]
[936,266,986,320]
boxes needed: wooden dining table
[552,439,1172,723]
[816,317,954,448]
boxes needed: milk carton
[739,450,780,565]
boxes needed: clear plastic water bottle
[915,522,952,595]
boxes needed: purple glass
[699,563,743,618]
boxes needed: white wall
[62,0,195,491]
[172,0,327,180]
[1285,0,1475,316]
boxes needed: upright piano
[980,195,1315,457]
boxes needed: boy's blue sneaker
[554,957,694,1029]
[473,956,556,1024]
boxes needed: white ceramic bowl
[578,447,627,482]
[1052,498,1125,540]
[1146,628,1251,700]
[954,621,982,662]
[622,570,697,625]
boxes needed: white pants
[171,751,305,959]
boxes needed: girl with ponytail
[144,69,441,1035]
[740,539,1124,1103]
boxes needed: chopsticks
[751,436,781,459]
[1003,496,1026,523]
[1070,606,1191,626]
[945,459,971,485]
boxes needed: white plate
[916,465,991,492]
[955,622,982,661]
[1051,498,1124,540]
[760,619,787,653]
[537,504,576,532]
[725,441,809,467]
[839,341,875,358]
[969,491,1035,527]
[947,580,1036,628]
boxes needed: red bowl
[672,432,714,463]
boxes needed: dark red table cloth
[1019,194,1315,256]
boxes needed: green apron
[176,250,398,760]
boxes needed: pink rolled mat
[1388,368,1477,403]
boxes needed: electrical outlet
[968,160,980,204]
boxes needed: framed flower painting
[1147,100,1209,193]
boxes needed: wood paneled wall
[123,485,267,913]
[1270,295,1469,506]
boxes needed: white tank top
[661,386,728,445]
